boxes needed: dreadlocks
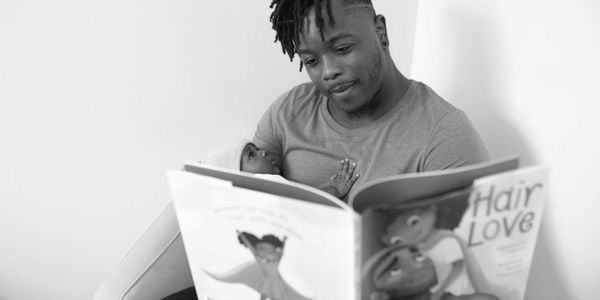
[269,0,373,71]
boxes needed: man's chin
[344,105,370,120]
[330,97,368,115]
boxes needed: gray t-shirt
[253,80,489,197]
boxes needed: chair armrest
[94,202,194,300]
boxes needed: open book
[167,157,548,300]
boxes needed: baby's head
[240,142,280,175]
[203,139,280,174]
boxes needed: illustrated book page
[356,164,547,300]
[167,170,359,300]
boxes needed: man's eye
[248,151,255,159]
[335,45,352,54]
[304,58,318,66]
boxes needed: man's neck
[328,68,411,129]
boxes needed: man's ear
[374,14,389,48]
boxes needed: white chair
[94,203,194,300]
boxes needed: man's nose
[322,56,341,81]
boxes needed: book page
[454,166,548,300]
[350,156,519,213]
[183,162,348,209]
[168,170,358,300]
[358,165,547,300]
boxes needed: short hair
[269,0,374,70]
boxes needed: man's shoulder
[410,80,460,116]
[268,82,322,116]
[277,81,320,104]
[406,81,489,169]
[287,81,319,97]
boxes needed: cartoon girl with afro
[203,230,311,300]
[363,188,499,300]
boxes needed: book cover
[358,165,548,300]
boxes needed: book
[167,156,548,300]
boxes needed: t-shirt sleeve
[424,110,489,171]
[252,92,287,157]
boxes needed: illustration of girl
[203,230,311,300]
[363,189,499,300]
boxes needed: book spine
[354,214,362,300]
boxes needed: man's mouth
[328,81,355,96]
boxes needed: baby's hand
[327,158,360,198]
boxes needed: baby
[203,139,360,199]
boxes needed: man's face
[296,1,386,114]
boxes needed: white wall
[0,1,417,299]
[411,0,600,299]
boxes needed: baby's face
[241,143,280,174]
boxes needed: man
[164,1,488,298]
[254,0,488,199]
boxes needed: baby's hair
[243,142,257,152]
[269,0,374,71]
